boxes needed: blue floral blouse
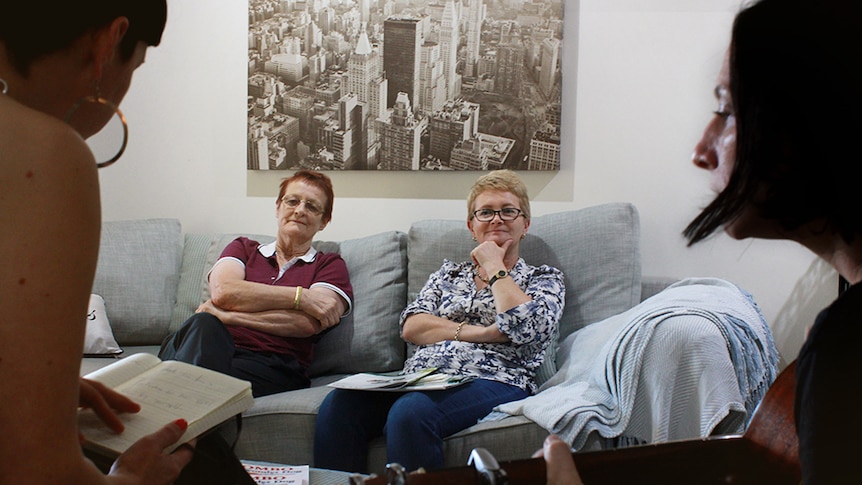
[400,258,565,393]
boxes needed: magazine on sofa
[328,368,473,391]
[78,353,254,457]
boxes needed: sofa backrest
[407,203,643,340]
[93,219,183,345]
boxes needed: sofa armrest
[640,276,678,302]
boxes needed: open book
[328,368,473,391]
[79,353,254,457]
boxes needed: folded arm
[197,299,324,337]
[402,312,509,345]
[208,260,347,330]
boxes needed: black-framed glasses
[472,208,524,222]
[281,196,323,216]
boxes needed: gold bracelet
[454,321,466,341]
[294,286,302,310]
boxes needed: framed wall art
[248,0,568,172]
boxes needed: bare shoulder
[0,96,101,364]
[0,96,96,173]
[0,97,99,226]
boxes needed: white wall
[96,0,828,361]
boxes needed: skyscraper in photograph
[429,99,479,164]
[419,41,446,114]
[529,128,561,170]
[377,92,427,170]
[383,17,422,110]
[464,0,485,78]
[347,31,387,168]
[495,40,523,97]
[540,38,561,97]
[440,0,461,100]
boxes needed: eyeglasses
[281,197,323,216]
[471,208,524,222]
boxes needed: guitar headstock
[350,447,511,485]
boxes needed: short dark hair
[278,170,336,222]
[684,0,862,245]
[0,0,168,75]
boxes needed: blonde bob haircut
[467,169,531,221]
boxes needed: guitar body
[359,362,800,484]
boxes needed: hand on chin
[483,232,512,246]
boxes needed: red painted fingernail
[174,419,189,431]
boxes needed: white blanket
[486,278,779,450]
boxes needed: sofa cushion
[407,204,642,379]
[310,231,408,376]
[523,204,642,337]
[93,219,183,345]
[172,231,408,377]
[169,232,216,333]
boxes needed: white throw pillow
[84,294,123,356]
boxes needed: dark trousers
[159,312,308,397]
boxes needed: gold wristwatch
[488,269,509,287]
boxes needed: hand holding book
[78,353,254,457]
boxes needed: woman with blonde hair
[315,170,565,473]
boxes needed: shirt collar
[259,240,317,262]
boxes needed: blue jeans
[313,379,528,473]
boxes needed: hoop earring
[64,93,128,169]
[0,78,8,95]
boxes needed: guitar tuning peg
[468,448,508,485]
[385,462,407,485]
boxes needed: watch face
[496,270,508,278]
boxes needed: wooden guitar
[355,361,800,484]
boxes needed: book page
[83,353,161,388]
[79,359,253,456]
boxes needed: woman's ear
[466,219,478,241]
[92,17,130,79]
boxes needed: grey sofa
[81,202,723,473]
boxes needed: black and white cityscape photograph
[248,0,567,171]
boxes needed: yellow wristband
[294,286,302,310]
[454,321,466,341]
